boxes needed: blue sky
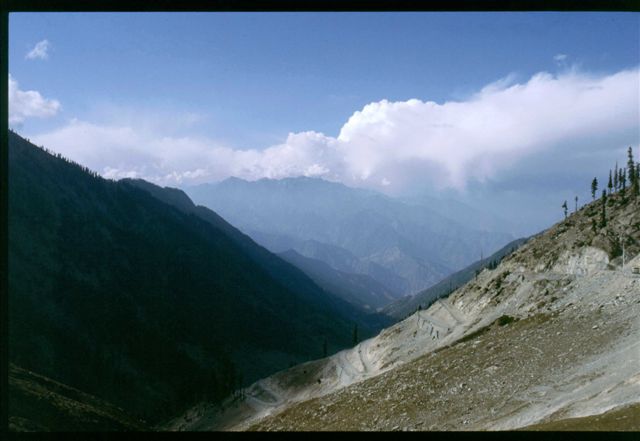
[8,12,640,234]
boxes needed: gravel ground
[249,285,639,431]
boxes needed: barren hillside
[167,191,639,431]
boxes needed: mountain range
[186,177,515,297]
[9,129,639,431]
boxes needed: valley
[6,10,639,433]
[186,177,514,297]
[7,130,640,432]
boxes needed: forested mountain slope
[8,131,381,426]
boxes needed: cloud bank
[29,67,640,193]
[9,75,61,125]
[26,39,51,60]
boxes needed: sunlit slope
[171,188,639,431]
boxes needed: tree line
[562,146,639,228]
[9,128,106,180]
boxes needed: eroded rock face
[552,247,610,276]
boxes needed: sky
[8,12,640,235]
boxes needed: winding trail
[438,298,468,325]
[244,380,285,412]
[417,311,451,331]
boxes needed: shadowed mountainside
[8,131,385,426]
[9,363,149,432]
[278,249,400,312]
[123,178,393,329]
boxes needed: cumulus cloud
[26,39,51,60]
[9,75,61,125]
[29,67,639,193]
[335,68,639,190]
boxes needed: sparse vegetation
[521,402,640,431]
[497,315,516,326]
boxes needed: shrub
[497,315,516,326]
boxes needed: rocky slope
[383,237,528,320]
[167,190,639,431]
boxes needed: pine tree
[614,162,619,190]
[620,168,627,203]
[575,196,578,213]
[608,170,613,192]
[635,162,640,197]
[562,200,568,219]
[628,147,637,196]
[591,177,598,200]
[600,190,607,228]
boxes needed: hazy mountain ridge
[278,249,401,312]
[401,194,525,237]
[248,231,408,297]
[124,178,393,329]
[186,177,515,296]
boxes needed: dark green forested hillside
[123,178,392,330]
[8,131,380,425]
[9,363,149,431]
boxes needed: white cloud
[334,67,639,190]
[9,75,61,125]
[31,120,341,186]
[26,39,51,60]
[28,67,640,193]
